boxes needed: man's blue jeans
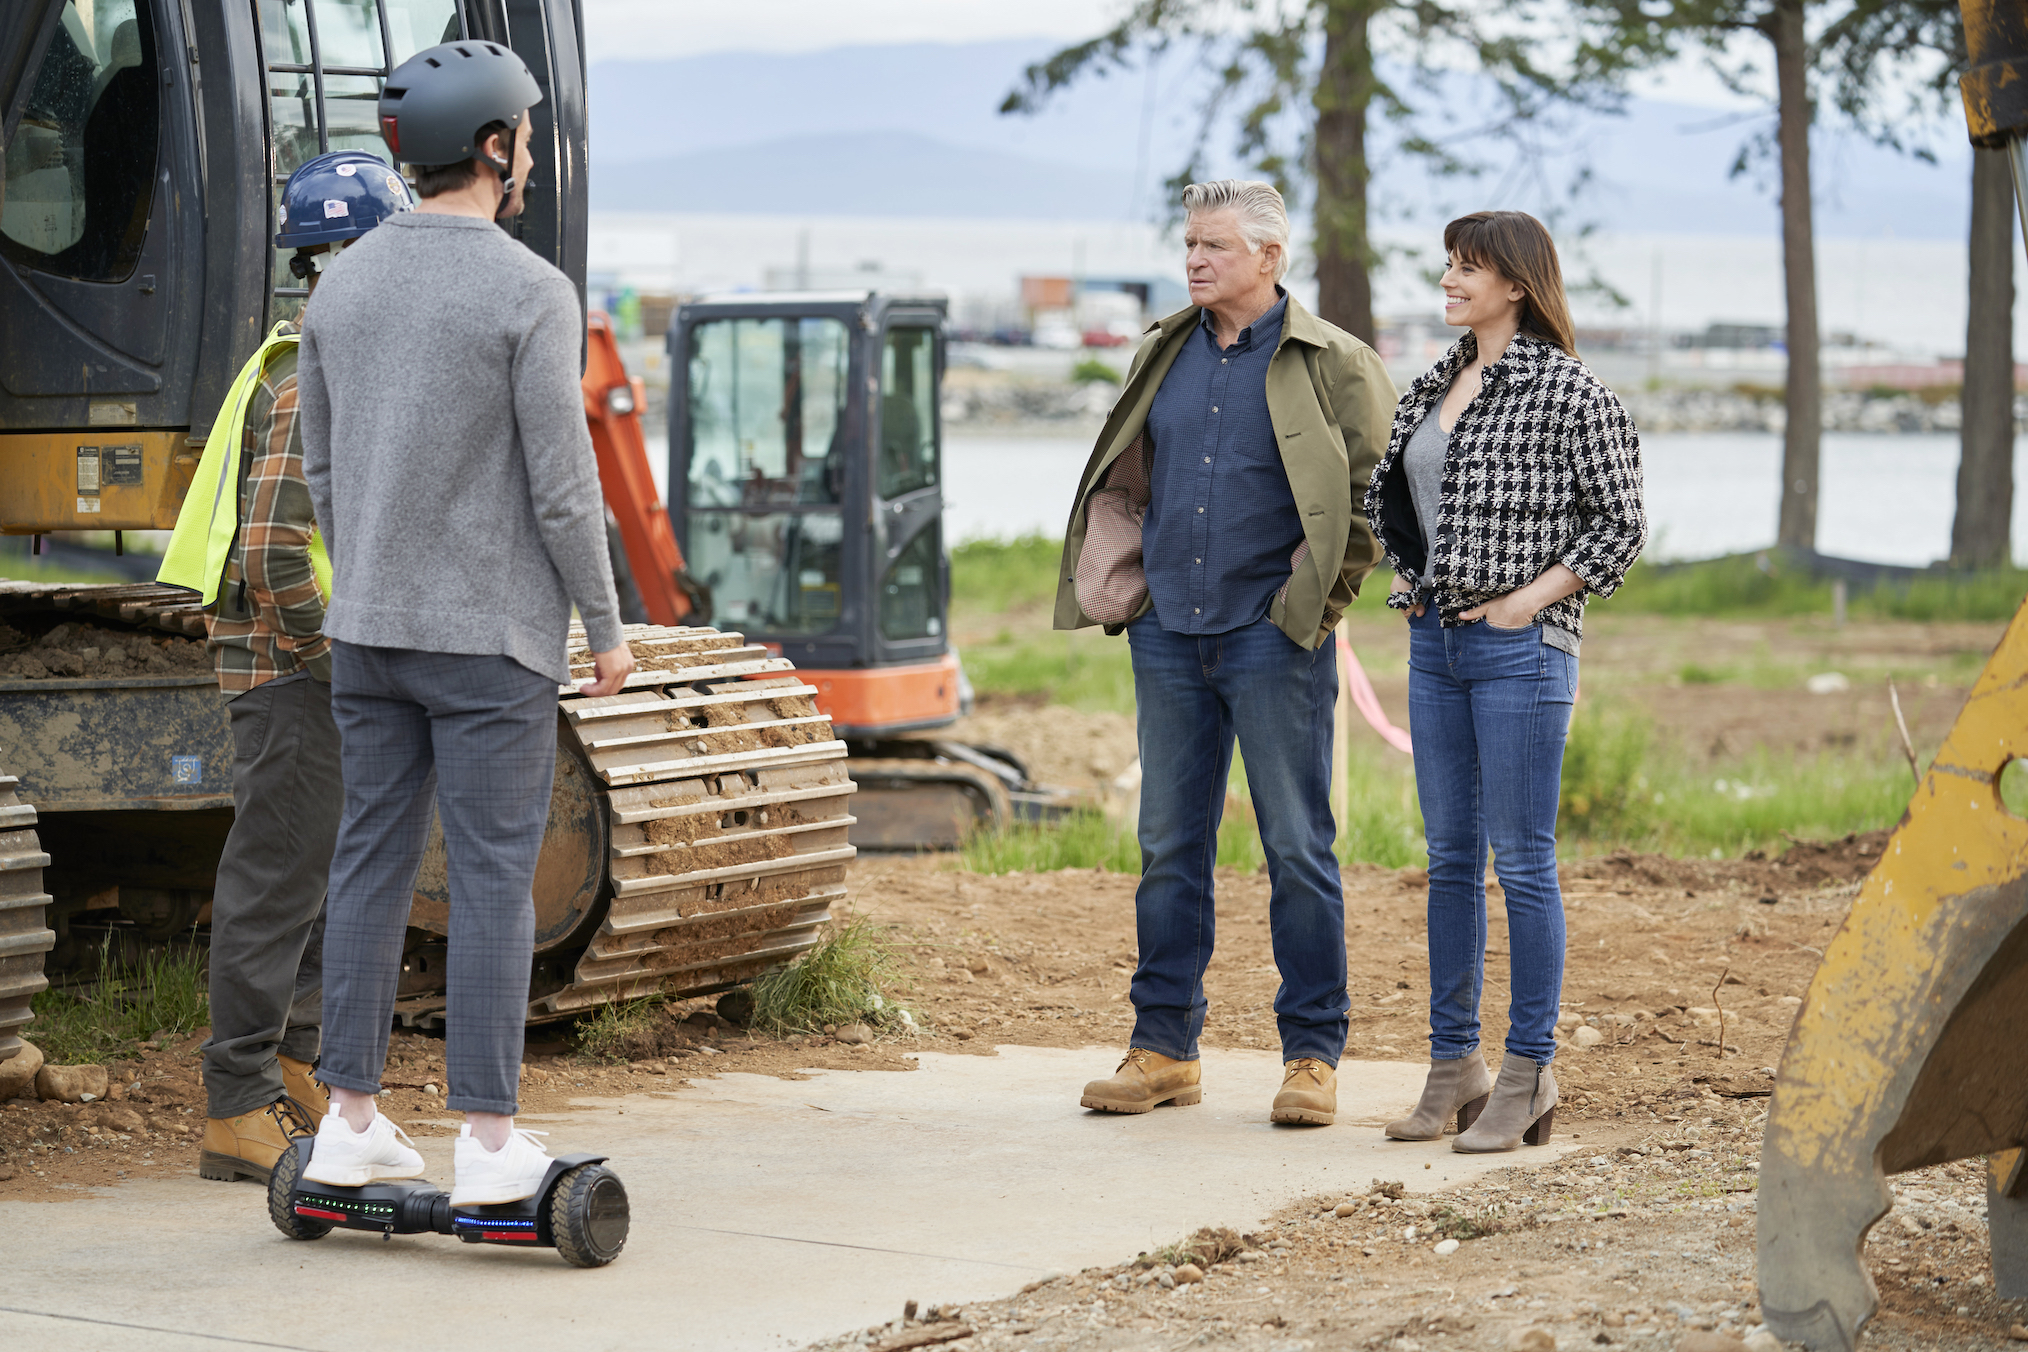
[1407,608,1577,1066]
[1125,612,1347,1064]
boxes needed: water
[944,431,2028,568]
[647,430,2026,566]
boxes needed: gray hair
[1181,179,1292,282]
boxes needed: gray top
[1405,404,1578,656]
[1403,405,1448,567]
[299,212,623,685]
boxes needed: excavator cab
[670,293,1056,845]
[671,292,953,691]
[0,0,586,535]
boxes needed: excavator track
[0,775,52,1062]
[0,584,854,1026]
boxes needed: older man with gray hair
[1056,180,1396,1125]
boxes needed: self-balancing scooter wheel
[547,1161,629,1268]
[267,1140,333,1241]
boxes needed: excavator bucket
[1758,600,2028,1348]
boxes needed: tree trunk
[1953,145,2018,570]
[1313,0,1377,344]
[1770,0,1822,551]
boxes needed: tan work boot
[278,1054,329,1121]
[1080,1048,1202,1114]
[1270,1057,1337,1125]
[198,1097,314,1184]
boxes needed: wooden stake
[1712,966,1730,1060]
[1887,678,1921,786]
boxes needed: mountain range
[587,40,1977,240]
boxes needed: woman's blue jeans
[1125,613,1347,1065]
[1407,608,1576,1065]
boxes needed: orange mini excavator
[611,292,1061,849]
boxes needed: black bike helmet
[377,40,541,171]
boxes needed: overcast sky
[580,0,1769,109]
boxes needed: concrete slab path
[1,1046,1573,1351]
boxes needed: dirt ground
[7,831,2021,1350]
[1,606,2017,1347]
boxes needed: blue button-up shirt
[1142,291,1302,634]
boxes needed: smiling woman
[1366,208,1648,1157]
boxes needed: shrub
[748,919,911,1035]
[28,941,208,1065]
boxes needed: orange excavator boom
[581,312,704,627]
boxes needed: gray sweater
[298,212,622,685]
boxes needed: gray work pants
[317,643,556,1116]
[201,672,339,1119]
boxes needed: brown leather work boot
[198,1097,314,1183]
[1270,1057,1337,1125]
[1080,1048,1202,1114]
[278,1054,329,1121]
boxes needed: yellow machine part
[0,431,197,534]
[1758,600,2028,1348]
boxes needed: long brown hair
[1443,210,1578,358]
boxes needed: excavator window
[879,522,942,641]
[684,509,846,636]
[878,325,939,501]
[685,316,851,507]
[683,315,853,635]
[0,0,158,283]
[259,0,462,316]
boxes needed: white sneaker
[300,1108,425,1187]
[450,1125,552,1208]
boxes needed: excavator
[1753,3,2028,1346]
[666,290,1062,849]
[0,0,862,1059]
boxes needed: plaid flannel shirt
[206,339,332,697]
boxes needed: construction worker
[296,41,633,1205]
[156,150,414,1183]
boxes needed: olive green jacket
[1051,293,1397,650]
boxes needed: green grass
[951,537,2028,630]
[573,994,665,1063]
[958,630,1138,715]
[950,535,1065,615]
[28,942,208,1065]
[1554,701,1912,856]
[748,918,914,1035]
[959,739,1426,878]
[946,537,1925,865]
[960,811,1140,873]
[1071,357,1123,385]
[1604,554,2028,623]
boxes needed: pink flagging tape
[1338,630,1413,755]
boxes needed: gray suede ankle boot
[1384,1053,1494,1141]
[1451,1055,1558,1153]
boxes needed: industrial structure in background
[0,0,859,1057]
[1755,4,2028,1348]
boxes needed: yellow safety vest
[157,326,331,605]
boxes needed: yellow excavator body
[1758,600,2028,1346]
[1756,6,2028,1346]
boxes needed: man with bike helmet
[296,41,633,1206]
[156,151,411,1185]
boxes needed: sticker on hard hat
[387,175,405,195]
[324,199,350,218]
[336,163,357,176]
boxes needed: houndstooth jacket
[1363,331,1646,639]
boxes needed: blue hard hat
[275,150,414,249]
